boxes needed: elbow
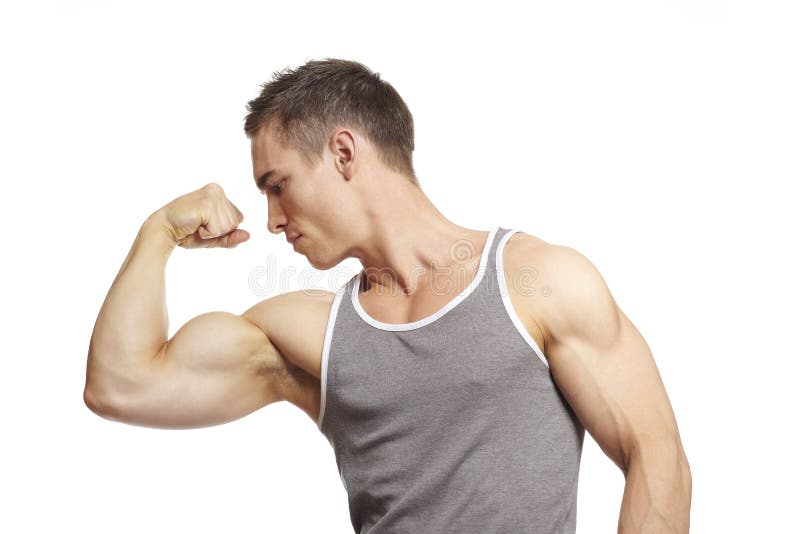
[84,362,112,416]
[84,350,148,421]
[83,383,125,421]
[83,385,110,416]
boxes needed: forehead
[251,121,317,179]
[250,123,286,169]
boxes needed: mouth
[292,235,302,248]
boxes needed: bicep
[541,247,684,472]
[107,311,287,429]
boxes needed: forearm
[86,210,177,400]
[618,441,692,533]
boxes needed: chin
[306,252,338,271]
[306,256,326,269]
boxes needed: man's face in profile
[250,123,356,270]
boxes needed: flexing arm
[84,183,285,429]
[535,245,692,533]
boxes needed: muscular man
[84,58,691,533]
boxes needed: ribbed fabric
[317,227,585,533]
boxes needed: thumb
[178,227,250,249]
[209,228,250,249]
[197,224,222,239]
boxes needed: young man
[85,58,691,533]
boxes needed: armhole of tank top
[495,229,551,370]
[316,287,345,431]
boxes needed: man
[84,58,691,533]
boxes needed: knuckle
[203,182,223,194]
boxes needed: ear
[329,128,356,179]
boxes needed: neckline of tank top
[349,226,501,331]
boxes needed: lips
[287,233,301,245]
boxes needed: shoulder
[246,287,337,320]
[241,288,342,424]
[242,288,339,380]
[501,231,619,350]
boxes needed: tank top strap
[479,226,515,295]
[484,226,510,269]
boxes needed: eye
[269,179,285,195]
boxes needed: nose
[266,197,288,235]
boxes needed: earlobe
[335,157,347,178]
[340,161,353,181]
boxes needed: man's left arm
[532,245,692,533]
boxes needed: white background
[1,1,798,532]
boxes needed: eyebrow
[255,169,279,193]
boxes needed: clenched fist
[152,182,250,249]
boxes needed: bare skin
[85,121,691,533]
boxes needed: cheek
[302,189,338,221]
[296,178,345,228]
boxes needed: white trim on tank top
[495,229,550,369]
[350,226,500,332]
[317,287,345,430]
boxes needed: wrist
[141,210,179,253]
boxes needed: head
[244,58,419,269]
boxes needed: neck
[351,175,488,297]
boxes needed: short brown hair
[244,58,418,186]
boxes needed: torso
[246,230,552,424]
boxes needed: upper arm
[99,308,289,429]
[536,245,688,473]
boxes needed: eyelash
[263,179,284,195]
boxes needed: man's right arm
[85,307,288,430]
[84,183,285,429]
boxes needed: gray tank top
[317,226,585,533]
